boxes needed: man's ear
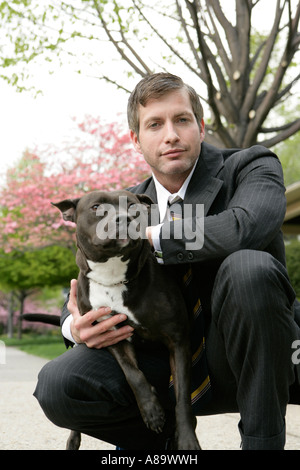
[200,118,205,142]
[130,130,142,154]
[51,198,80,222]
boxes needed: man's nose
[164,122,180,143]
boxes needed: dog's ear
[135,194,154,209]
[51,199,80,222]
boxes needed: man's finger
[92,312,132,333]
[67,279,80,318]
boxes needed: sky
[0,67,129,177]
[0,1,296,181]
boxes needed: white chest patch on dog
[86,257,140,326]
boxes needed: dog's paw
[139,394,166,433]
[176,433,201,450]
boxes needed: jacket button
[188,252,194,260]
[177,253,184,261]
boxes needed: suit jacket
[61,141,300,393]
[129,141,289,316]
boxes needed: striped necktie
[167,198,212,413]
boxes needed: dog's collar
[91,279,130,288]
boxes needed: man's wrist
[61,314,78,345]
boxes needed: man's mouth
[161,148,186,158]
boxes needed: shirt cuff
[61,314,77,345]
[151,224,164,263]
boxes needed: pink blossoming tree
[0,117,150,335]
[0,117,150,252]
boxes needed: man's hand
[145,226,153,246]
[67,279,134,349]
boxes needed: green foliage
[276,130,300,187]
[1,333,66,359]
[0,245,78,291]
[285,239,300,298]
[1,0,300,147]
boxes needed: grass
[1,332,67,360]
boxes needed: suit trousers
[34,250,299,450]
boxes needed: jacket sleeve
[60,294,75,348]
[160,150,286,265]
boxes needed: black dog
[34,189,200,450]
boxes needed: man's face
[130,89,205,183]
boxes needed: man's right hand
[67,279,134,349]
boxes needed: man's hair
[127,73,204,137]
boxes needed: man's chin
[160,159,196,175]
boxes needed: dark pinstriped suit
[34,142,300,450]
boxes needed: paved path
[1,346,299,450]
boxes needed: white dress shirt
[150,159,198,257]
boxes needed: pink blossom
[0,118,150,252]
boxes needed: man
[34,73,300,450]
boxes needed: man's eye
[178,117,189,123]
[149,122,160,129]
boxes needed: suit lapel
[135,142,224,217]
[143,179,158,203]
[184,142,224,216]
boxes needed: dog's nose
[115,214,130,226]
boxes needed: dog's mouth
[92,213,145,249]
[91,233,137,250]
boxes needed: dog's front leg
[108,342,165,434]
[169,344,201,450]
[66,430,81,450]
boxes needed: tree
[0,117,149,334]
[0,245,78,337]
[285,239,300,298]
[0,0,299,148]
[274,102,300,185]
[0,117,150,252]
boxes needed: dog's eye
[128,203,139,212]
[91,204,100,211]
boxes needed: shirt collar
[152,158,198,222]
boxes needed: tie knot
[168,194,182,206]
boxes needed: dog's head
[52,190,153,262]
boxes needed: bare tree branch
[112,0,153,75]
[260,118,300,133]
[259,118,300,147]
[185,0,236,147]
[243,0,300,146]
[275,72,300,103]
[99,75,131,94]
[1,0,299,149]
[132,0,201,79]
[209,0,237,59]
[204,1,232,78]
[176,0,206,75]
[93,0,149,77]
[241,0,284,117]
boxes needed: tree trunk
[7,291,15,339]
[17,291,27,340]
